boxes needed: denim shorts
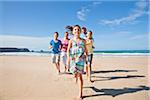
[86,54,93,65]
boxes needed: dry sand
[0,55,149,100]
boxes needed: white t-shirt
[80,33,87,39]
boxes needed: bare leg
[74,73,78,83]
[58,62,60,73]
[78,73,83,99]
[88,64,91,81]
[86,65,88,78]
[55,62,60,74]
[64,65,67,72]
[67,57,70,72]
[88,64,94,83]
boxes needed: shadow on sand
[92,69,137,74]
[83,85,150,99]
[92,75,145,81]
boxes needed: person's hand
[48,46,52,49]
[92,46,95,49]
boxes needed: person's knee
[79,74,83,80]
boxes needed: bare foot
[74,96,83,100]
[64,67,67,73]
[88,79,94,83]
[57,70,61,75]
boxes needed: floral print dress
[70,39,85,74]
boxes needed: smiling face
[87,31,92,39]
[73,25,81,38]
[82,27,87,34]
[64,32,69,38]
[54,32,58,40]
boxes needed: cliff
[0,48,30,52]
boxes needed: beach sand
[0,55,149,100]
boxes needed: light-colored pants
[61,51,67,66]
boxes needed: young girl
[61,32,70,72]
[67,25,88,99]
[85,31,94,82]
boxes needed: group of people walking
[49,25,94,100]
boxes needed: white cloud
[77,7,89,21]
[77,1,101,21]
[0,35,51,51]
[100,0,149,26]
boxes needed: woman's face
[73,26,81,38]
[64,32,68,38]
[87,32,92,39]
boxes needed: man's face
[82,28,86,34]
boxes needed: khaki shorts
[51,54,60,63]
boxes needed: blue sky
[0,0,149,51]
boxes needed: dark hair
[65,31,69,35]
[54,32,59,36]
[65,25,73,31]
[82,27,87,30]
[73,25,81,31]
[88,30,92,34]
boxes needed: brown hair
[73,25,81,31]
[88,30,92,34]
[65,25,73,31]
[54,32,59,36]
[82,27,86,30]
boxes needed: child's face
[64,32,68,38]
[73,26,81,38]
[87,32,92,39]
[54,33,58,39]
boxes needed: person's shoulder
[58,40,62,44]
[58,39,61,42]
[50,39,54,43]
[68,38,73,43]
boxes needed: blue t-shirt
[50,39,62,54]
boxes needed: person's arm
[66,39,72,67]
[83,39,88,57]
[48,40,53,49]
[59,40,62,51]
[48,45,52,49]
[67,39,72,59]
[92,38,95,49]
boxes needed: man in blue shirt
[49,32,62,74]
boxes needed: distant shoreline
[0,52,150,56]
[0,48,150,56]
